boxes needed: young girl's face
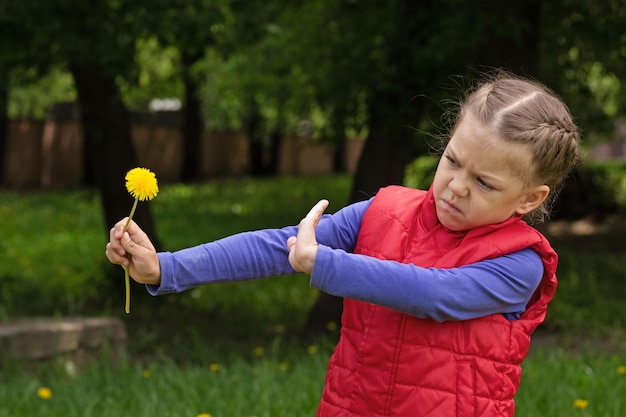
[432,114,549,231]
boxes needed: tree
[0,1,43,185]
[145,0,233,181]
[7,0,161,271]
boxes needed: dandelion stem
[123,198,139,233]
[122,198,138,314]
[124,266,131,314]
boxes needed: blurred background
[1,2,625,415]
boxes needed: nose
[448,175,468,197]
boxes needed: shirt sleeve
[148,199,371,295]
[310,246,544,321]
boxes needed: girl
[106,73,582,417]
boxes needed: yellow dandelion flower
[37,387,52,400]
[573,399,589,409]
[618,365,626,375]
[307,345,318,354]
[279,362,289,372]
[197,413,212,417]
[209,363,220,372]
[326,321,337,331]
[121,167,159,314]
[253,347,265,356]
[125,167,159,201]
[142,369,151,378]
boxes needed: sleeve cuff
[145,252,175,296]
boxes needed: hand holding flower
[120,167,159,313]
[109,218,160,285]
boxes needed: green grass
[1,174,626,416]
[517,348,626,417]
[0,341,332,417]
[2,346,624,417]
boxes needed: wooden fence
[2,118,364,190]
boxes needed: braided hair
[451,73,583,223]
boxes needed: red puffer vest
[316,186,558,417]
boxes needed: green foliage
[3,0,626,147]
[549,242,626,332]
[119,37,183,112]
[0,190,104,317]
[403,155,439,190]
[8,67,76,120]
[585,160,626,212]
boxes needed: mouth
[440,198,462,214]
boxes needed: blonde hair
[449,72,583,223]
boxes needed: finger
[108,218,132,256]
[111,218,130,239]
[120,231,143,256]
[105,242,129,266]
[123,220,156,252]
[297,199,329,244]
[300,199,329,231]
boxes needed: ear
[515,185,550,215]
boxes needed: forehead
[449,115,533,179]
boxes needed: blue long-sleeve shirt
[151,199,543,321]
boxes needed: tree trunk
[474,1,541,76]
[180,51,204,181]
[305,95,420,333]
[0,86,7,185]
[244,102,266,176]
[330,110,347,173]
[348,120,415,203]
[70,62,160,301]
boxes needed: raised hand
[287,199,329,274]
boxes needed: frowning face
[432,114,549,231]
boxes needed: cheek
[431,174,444,198]
[431,164,446,191]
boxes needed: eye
[477,177,494,190]
[445,154,459,167]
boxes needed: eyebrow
[446,145,508,187]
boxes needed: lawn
[1,174,625,416]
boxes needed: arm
[288,200,543,321]
[150,199,371,295]
[311,246,543,321]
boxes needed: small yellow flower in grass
[142,369,151,378]
[618,365,626,375]
[37,387,52,400]
[326,321,337,331]
[121,167,159,314]
[196,414,212,417]
[307,345,318,354]
[253,346,265,356]
[573,399,589,409]
[279,362,289,372]
[209,363,220,372]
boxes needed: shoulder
[368,186,428,212]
